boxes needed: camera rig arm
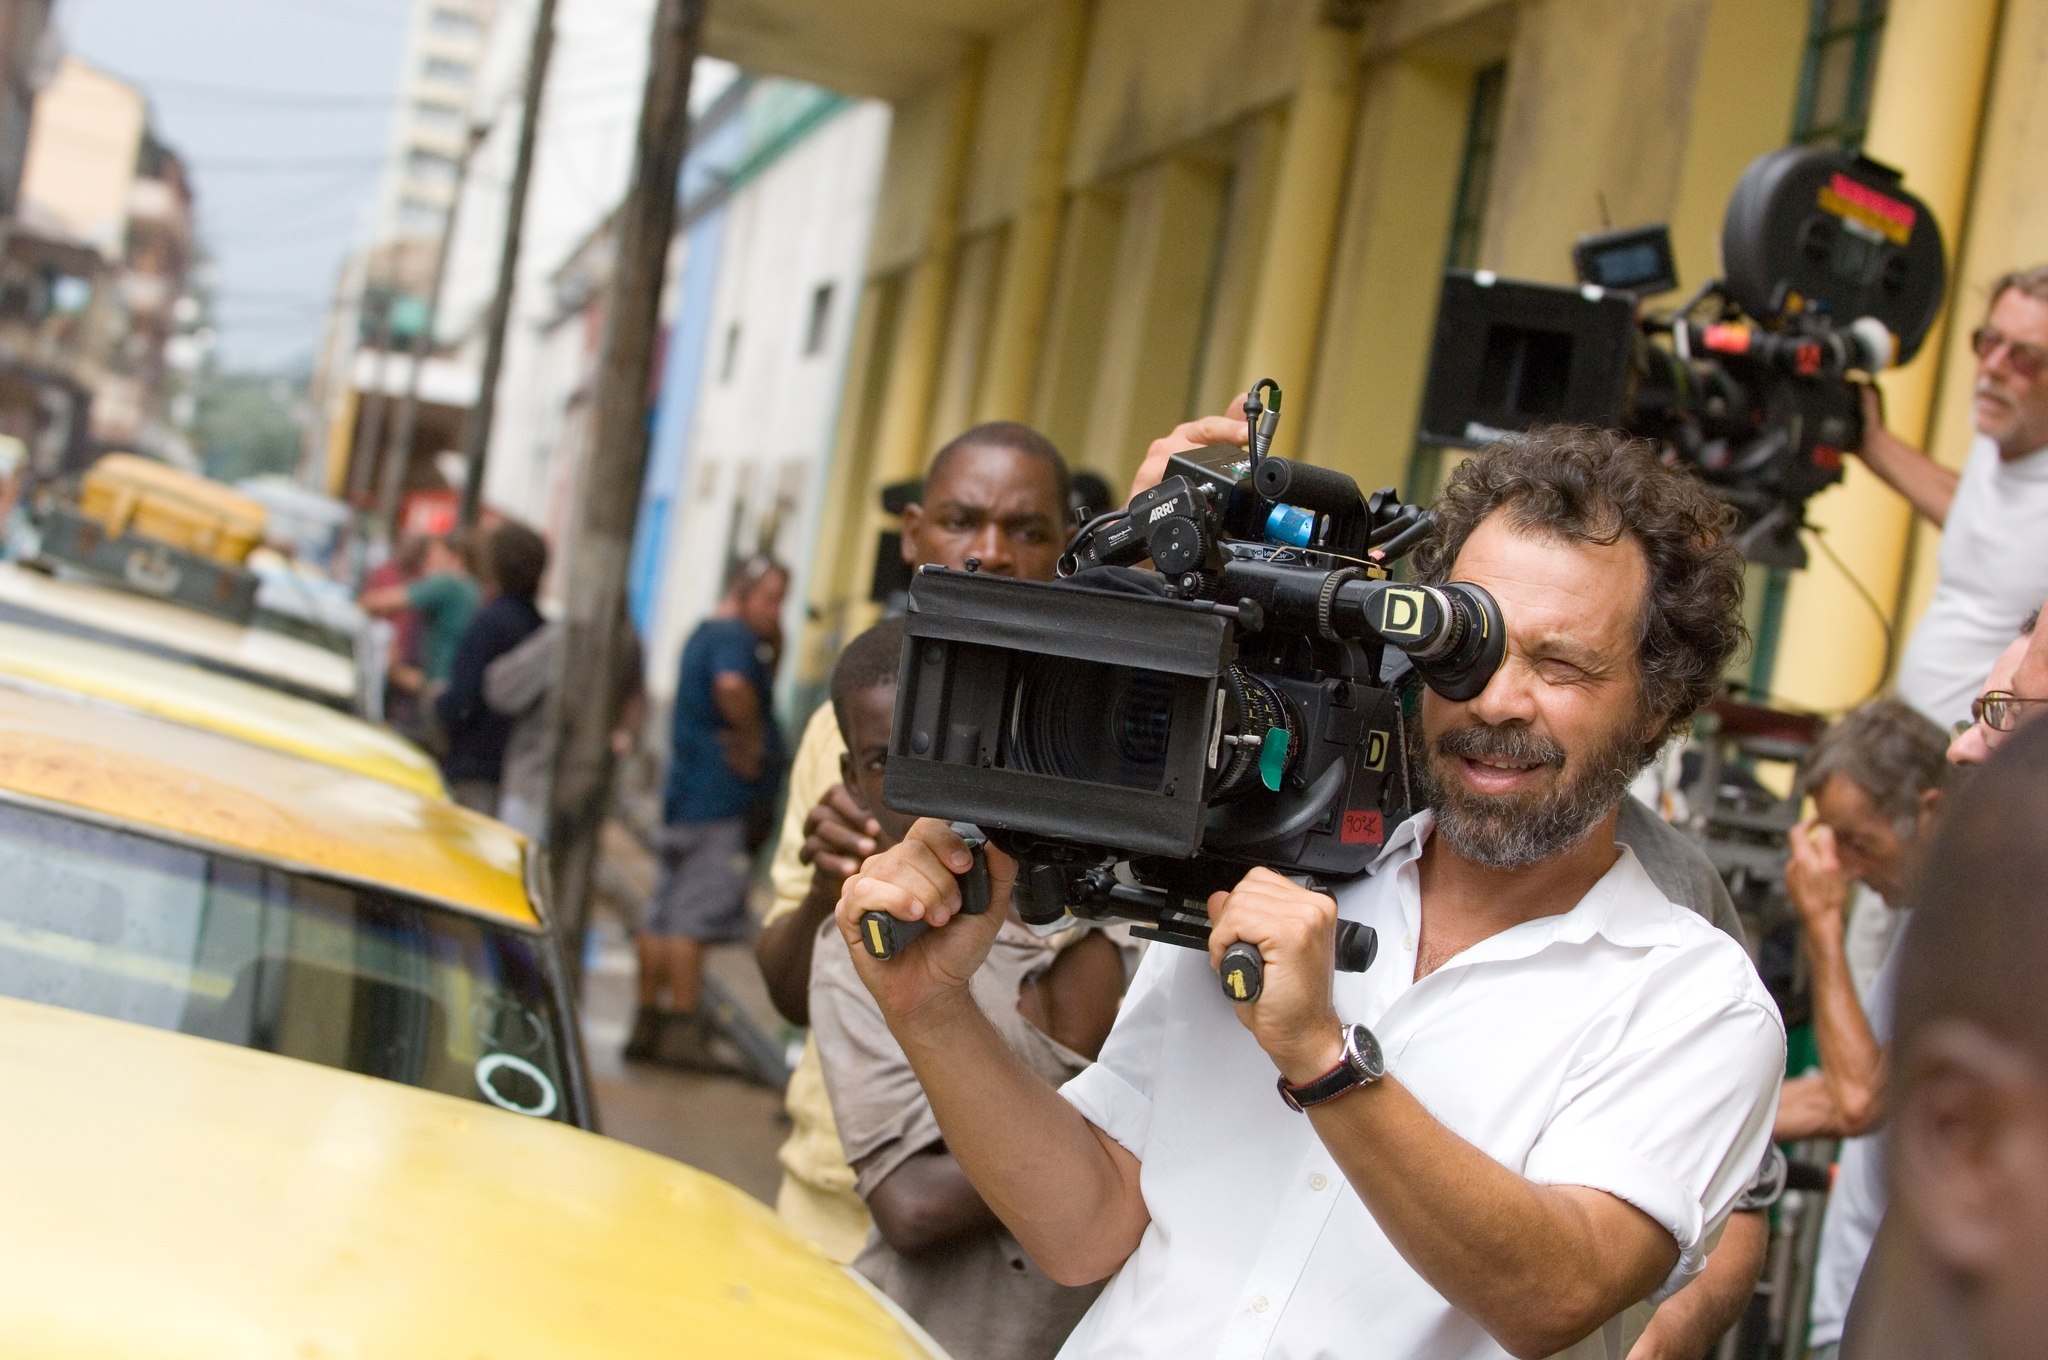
[1012,860,1378,1003]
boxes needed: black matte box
[1419,270,1636,449]
[884,567,1232,859]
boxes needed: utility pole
[541,0,705,980]
[379,130,480,543]
[457,0,557,529]
[345,276,396,505]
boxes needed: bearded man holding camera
[837,427,1784,1360]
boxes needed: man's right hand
[1787,818,1852,938]
[799,782,882,885]
[836,818,1012,1026]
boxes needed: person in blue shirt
[633,554,790,1064]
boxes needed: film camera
[1420,144,1947,568]
[863,387,1507,1001]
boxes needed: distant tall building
[304,0,500,511]
[3,54,197,474]
[377,0,498,247]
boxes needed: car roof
[0,998,938,1360]
[0,618,444,798]
[0,560,358,706]
[0,684,535,927]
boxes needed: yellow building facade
[710,0,2048,715]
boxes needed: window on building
[1444,62,1508,271]
[422,57,472,87]
[398,197,448,235]
[429,7,482,39]
[803,283,834,357]
[720,323,741,382]
[414,100,464,134]
[406,147,461,186]
[1793,0,1888,147]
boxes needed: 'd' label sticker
[1364,729,1389,772]
[1380,587,1426,637]
[1342,810,1385,845]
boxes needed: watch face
[1346,1024,1386,1082]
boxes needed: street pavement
[579,825,793,1205]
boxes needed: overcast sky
[61,0,415,371]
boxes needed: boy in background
[807,619,1131,1360]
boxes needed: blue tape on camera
[1264,503,1316,548]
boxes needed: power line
[191,154,387,174]
[110,69,400,110]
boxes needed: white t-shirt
[1056,811,1786,1360]
[1805,931,1904,1348]
[1894,435,2048,729]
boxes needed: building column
[1769,0,2000,712]
[865,51,984,492]
[1895,0,2048,644]
[1235,17,1361,462]
[975,0,1088,423]
[1079,156,1228,488]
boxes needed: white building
[376,0,499,243]
[638,90,888,713]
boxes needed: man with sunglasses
[1863,266,2048,729]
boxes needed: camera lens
[1008,658,1179,792]
[1113,672,1175,765]
[1211,666,1296,800]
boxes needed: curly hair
[1409,426,1747,749]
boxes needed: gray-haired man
[1773,700,1954,1360]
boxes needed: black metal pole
[457,0,557,529]
[379,131,479,543]
[540,0,705,983]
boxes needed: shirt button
[1309,1174,1328,1191]
[1402,933,1415,952]
[1252,1296,1270,1313]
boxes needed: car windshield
[0,799,574,1122]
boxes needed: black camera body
[883,441,1505,931]
[1421,144,1947,569]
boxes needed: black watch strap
[1278,1022,1385,1112]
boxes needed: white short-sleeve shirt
[1057,811,1785,1360]
[1895,434,2048,729]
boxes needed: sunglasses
[1971,325,2048,382]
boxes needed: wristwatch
[1278,1022,1386,1112]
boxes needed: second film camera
[866,389,1507,999]
[1419,144,1948,568]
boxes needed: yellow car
[0,616,443,797]
[0,683,945,1357]
[0,558,361,711]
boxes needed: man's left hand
[1129,395,1250,504]
[1205,868,1342,1084]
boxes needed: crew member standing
[635,556,789,1067]
[1861,266,2048,728]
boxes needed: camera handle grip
[858,839,992,962]
[1219,919,1378,1003]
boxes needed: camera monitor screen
[1419,271,1637,449]
[1572,224,1679,297]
